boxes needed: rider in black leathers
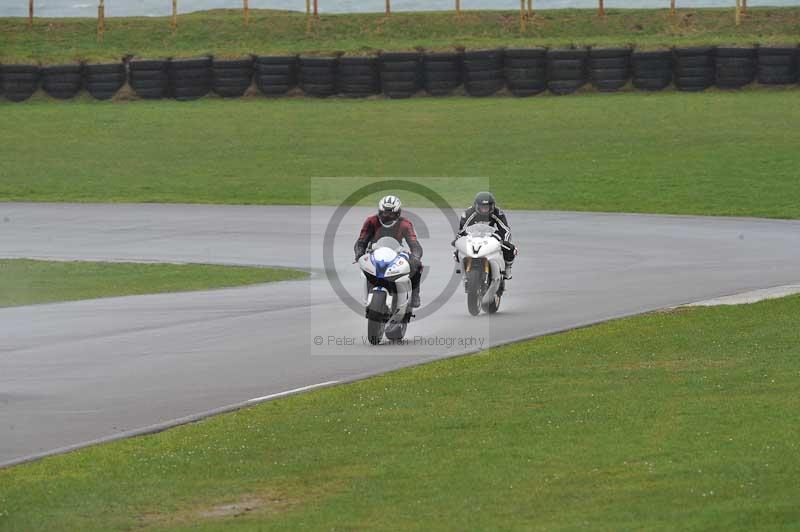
[454,191,517,278]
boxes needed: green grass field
[0,259,306,307]
[1,90,799,218]
[1,8,799,63]
[1,294,798,530]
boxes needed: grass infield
[1,8,799,64]
[1,90,799,218]
[0,259,307,307]
[1,294,798,529]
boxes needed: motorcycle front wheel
[367,290,388,345]
[466,265,483,316]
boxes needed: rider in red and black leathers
[355,196,424,307]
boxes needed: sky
[3,0,798,17]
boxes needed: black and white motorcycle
[453,223,506,316]
[357,236,414,345]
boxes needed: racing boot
[503,261,513,280]
[411,286,421,308]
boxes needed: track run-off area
[2,202,800,466]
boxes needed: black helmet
[473,191,495,217]
[378,195,402,227]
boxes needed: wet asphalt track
[2,203,800,466]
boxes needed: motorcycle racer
[354,195,424,308]
[455,191,517,278]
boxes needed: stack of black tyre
[129,59,170,99]
[337,57,379,98]
[212,58,253,98]
[630,50,672,91]
[715,47,756,89]
[423,52,462,96]
[41,65,82,99]
[504,48,547,97]
[380,52,423,99]
[756,47,798,85]
[463,50,504,97]
[547,49,588,95]
[589,48,630,92]
[255,56,297,97]
[1,65,40,102]
[298,57,337,97]
[85,63,126,100]
[170,57,212,101]
[673,47,715,92]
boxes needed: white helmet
[377,195,402,227]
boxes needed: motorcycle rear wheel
[385,320,408,341]
[484,293,501,314]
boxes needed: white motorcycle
[357,236,413,345]
[453,223,506,316]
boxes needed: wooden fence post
[598,0,605,17]
[172,0,177,29]
[97,0,105,41]
[244,0,249,28]
[28,0,34,27]
[520,0,526,32]
[527,0,533,18]
[735,0,742,26]
[670,0,676,16]
[313,0,318,18]
[455,0,460,16]
[385,0,391,16]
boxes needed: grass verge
[1,90,800,218]
[0,259,307,307]
[1,8,799,64]
[1,295,799,530]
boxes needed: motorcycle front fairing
[454,225,504,306]
[358,244,412,325]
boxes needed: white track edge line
[247,381,340,404]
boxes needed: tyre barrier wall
[504,48,546,97]
[589,47,630,92]
[674,46,715,92]
[1,64,40,102]
[42,64,82,100]
[715,47,757,89]
[129,59,169,99]
[757,47,798,85]
[547,48,588,95]
[2,46,799,102]
[463,49,505,97]
[380,52,423,99]
[424,52,462,96]
[299,56,337,97]
[338,56,380,98]
[255,56,296,97]
[170,57,212,101]
[212,58,253,98]
[85,63,125,100]
[631,50,673,91]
